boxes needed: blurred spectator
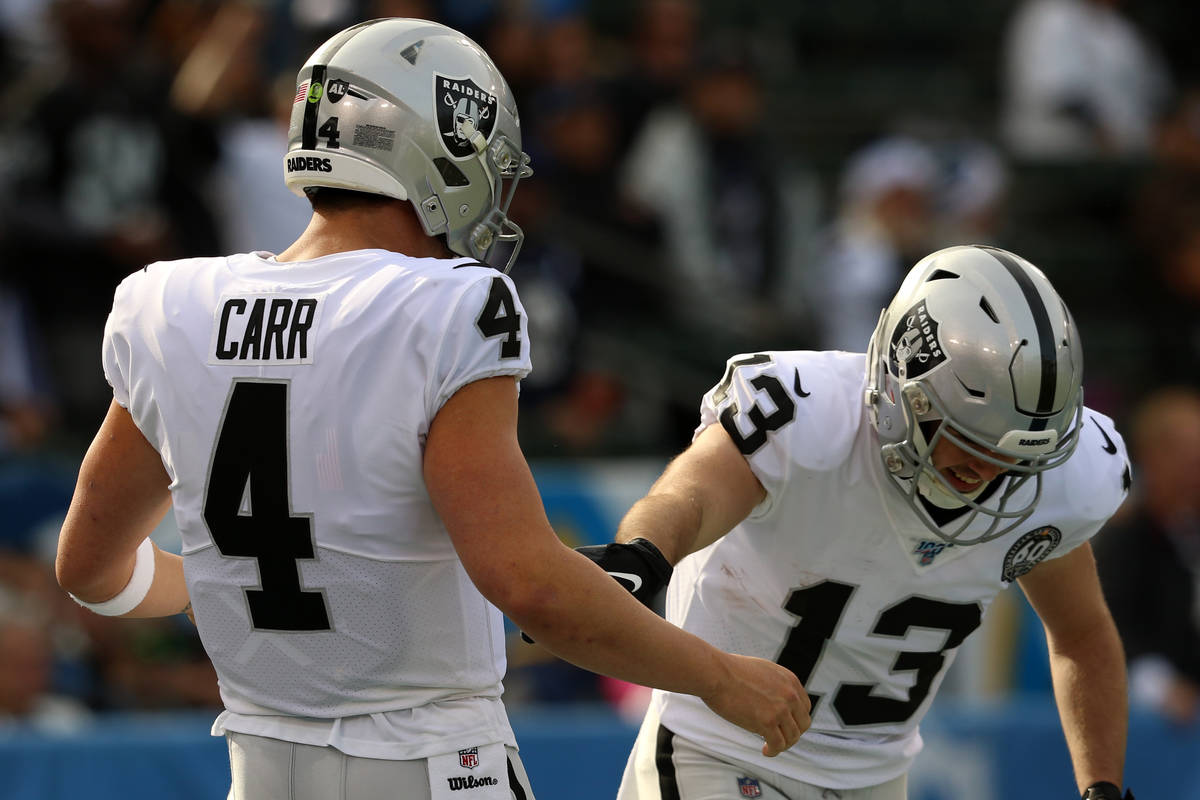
[0,286,73,588]
[0,0,220,433]
[620,37,820,351]
[542,13,595,88]
[0,594,88,729]
[209,73,311,255]
[1155,86,1200,171]
[171,4,309,254]
[0,289,53,454]
[1002,0,1172,159]
[1130,172,1200,386]
[605,0,699,151]
[85,614,221,711]
[483,11,543,115]
[934,138,1010,247]
[0,0,59,76]
[809,135,938,351]
[1095,388,1200,725]
[518,84,671,454]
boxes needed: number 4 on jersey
[476,277,522,359]
[204,380,332,632]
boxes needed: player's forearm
[61,540,190,619]
[124,547,191,618]
[505,547,726,697]
[614,492,704,564]
[1047,620,1128,792]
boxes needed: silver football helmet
[864,245,1084,544]
[284,18,532,271]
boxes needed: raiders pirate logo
[1001,525,1062,582]
[890,300,947,378]
[435,73,497,159]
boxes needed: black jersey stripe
[978,246,1057,424]
[655,725,681,800]
[506,756,529,800]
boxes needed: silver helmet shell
[864,245,1084,544]
[284,18,531,271]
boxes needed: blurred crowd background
[1,0,1199,741]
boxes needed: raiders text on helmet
[284,18,532,271]
[864,245,1084,544]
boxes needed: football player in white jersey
[578,245,1136,800]
[52,18,810,800]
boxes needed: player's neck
[276,205,452,262]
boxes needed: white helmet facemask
[283,18,532,272]
[864,245,1085,545]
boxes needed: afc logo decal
[435,74,498,159]
[326,79,350,103]
[1001,526,1062,582]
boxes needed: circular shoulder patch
[1001,525,1062,582]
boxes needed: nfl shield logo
[458,747,479,769]
[737,777,762,797]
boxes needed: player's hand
[700,654,811,757]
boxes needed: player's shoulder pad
[435,258,520,302]
[1051,408,1131,524]
[111,259,191,314]
[701,350,864,470]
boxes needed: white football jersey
[653,350,1129,789]
[103,250,531,756]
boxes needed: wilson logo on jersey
[210,295,320,365]
[1001,525,1062,582]
[890,299,946,378]
[446,775,498,791]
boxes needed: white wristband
[70,538,156,616]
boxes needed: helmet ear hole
[433,157,469,187]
